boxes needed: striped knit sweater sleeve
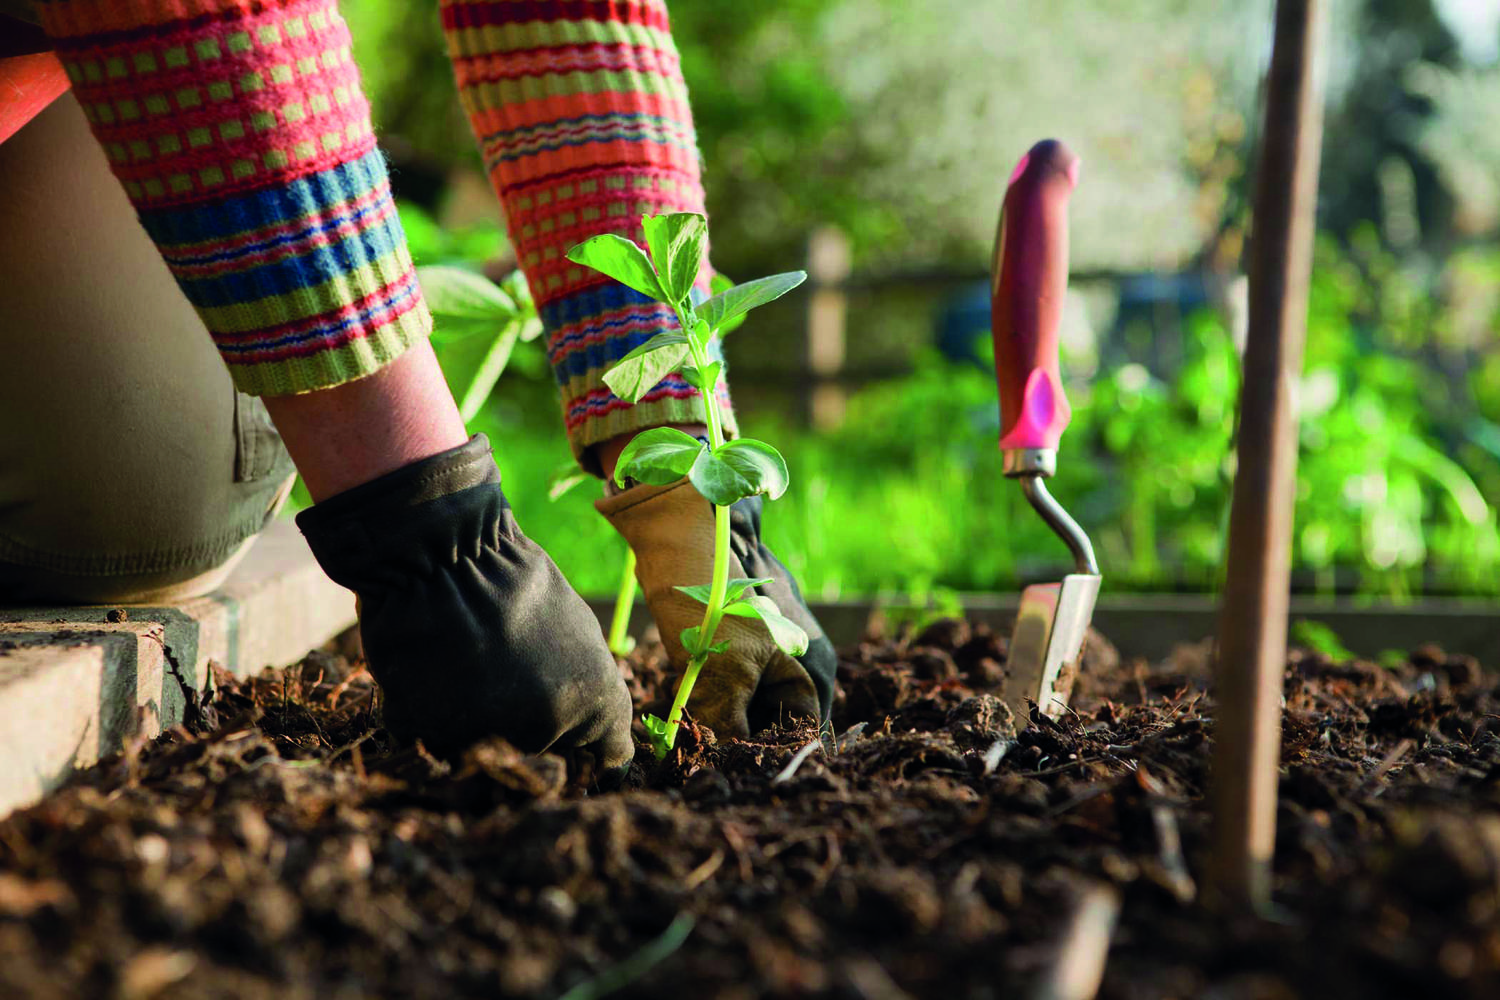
[34,0,431,397]
[440,0,736,464]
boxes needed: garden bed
[2,619,1499,999]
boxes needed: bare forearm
[262,341,468,502]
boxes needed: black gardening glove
[297,435,633,780]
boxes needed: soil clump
[2,620,1499,998]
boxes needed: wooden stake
[1209,0,1328,911]
[805,226,851,430]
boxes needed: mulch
[2,616,1499,999]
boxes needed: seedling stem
[609,549,638,657]
[566,213,810,757]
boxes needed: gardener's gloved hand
[297,435,633,782]
[597,480,836,739]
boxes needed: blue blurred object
[936,282,994,366]
[936,270,1215,375]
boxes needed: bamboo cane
[1208,0,1328,911]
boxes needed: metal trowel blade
[1004,573,1102,722]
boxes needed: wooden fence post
[805,226,852,430]
[1209,0,1328,912]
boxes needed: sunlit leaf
[680,361,723,392]
[547,461,590,502]
[688,450,758,506]
[642,212,708,305]
[603,333,692,403]
[565,233,666,302]
[695,271,806,334]
[717,438,790,500]
[641,713,671,759]
[615,427,706,488]
[722,595,810,656]
[417,265,517,320]
[674,577,772,605]
[709,273,748,334]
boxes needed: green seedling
[566,212,809,757]
[416,265,543,423]
[1290,619,1357,664]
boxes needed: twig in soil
[812,831,842,891]
[1047,785,1112,818]
[1031,757,1102,778]
[838,721,868,752]
[762,828,834,861]
[819,718,838,757]
[556,913,695,1000]
[1030,882,1120,1000]
[844,956,917,1000]
[720,822,754,882]
[1158,691,1204,727]
[773,739,823,784]
[326,727,378,764]
[982,738,1011,776]
[682,850,724,891]
[1353,737,1414,799]
[245,757,321,771]
[321,665,368,707]
[1149,803,1197,905]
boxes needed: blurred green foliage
[392,201,1500,599]
[321,0,1500,601]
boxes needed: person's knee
[0,95,296,604]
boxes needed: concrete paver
[0,522,354,817]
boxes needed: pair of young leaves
[565,212,810,661]
[564,213,805,511]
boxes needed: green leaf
[547,461,590,502]
[615,427,706,488]
[689,317,713,352]
[706,640,731,655]
[499,268,534,309]
[622,331,689,356]
[641,713,671,759]
[695,271,806,334]
[680,625,702,655]
[458,323,520,424]
[685,439,791,505]
[603,334,692,403]
[642,212,708,305]
[687,450,758,506]
[497,272,544,342]
[417,265,517,321]
[516,316,544,343]
[723,595,810,657]
[717,438,790,500]
[429,316,502,344]
[680,361,722,392]
[709,273,748,334]
[673,577,773,605]
[565,233,667,302]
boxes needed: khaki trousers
[0,94,295,604]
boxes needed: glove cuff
[595,480,719,600]
[296,434,505,584]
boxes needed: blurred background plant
[312,0,1500,601]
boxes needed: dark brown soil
[3,618,1500,999]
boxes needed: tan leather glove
[597,480,836,739]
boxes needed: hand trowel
[991,139,1101,722]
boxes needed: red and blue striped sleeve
[440,0,736,462]
[35,0,432,396]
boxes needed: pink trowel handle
[991,139,1080,465]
